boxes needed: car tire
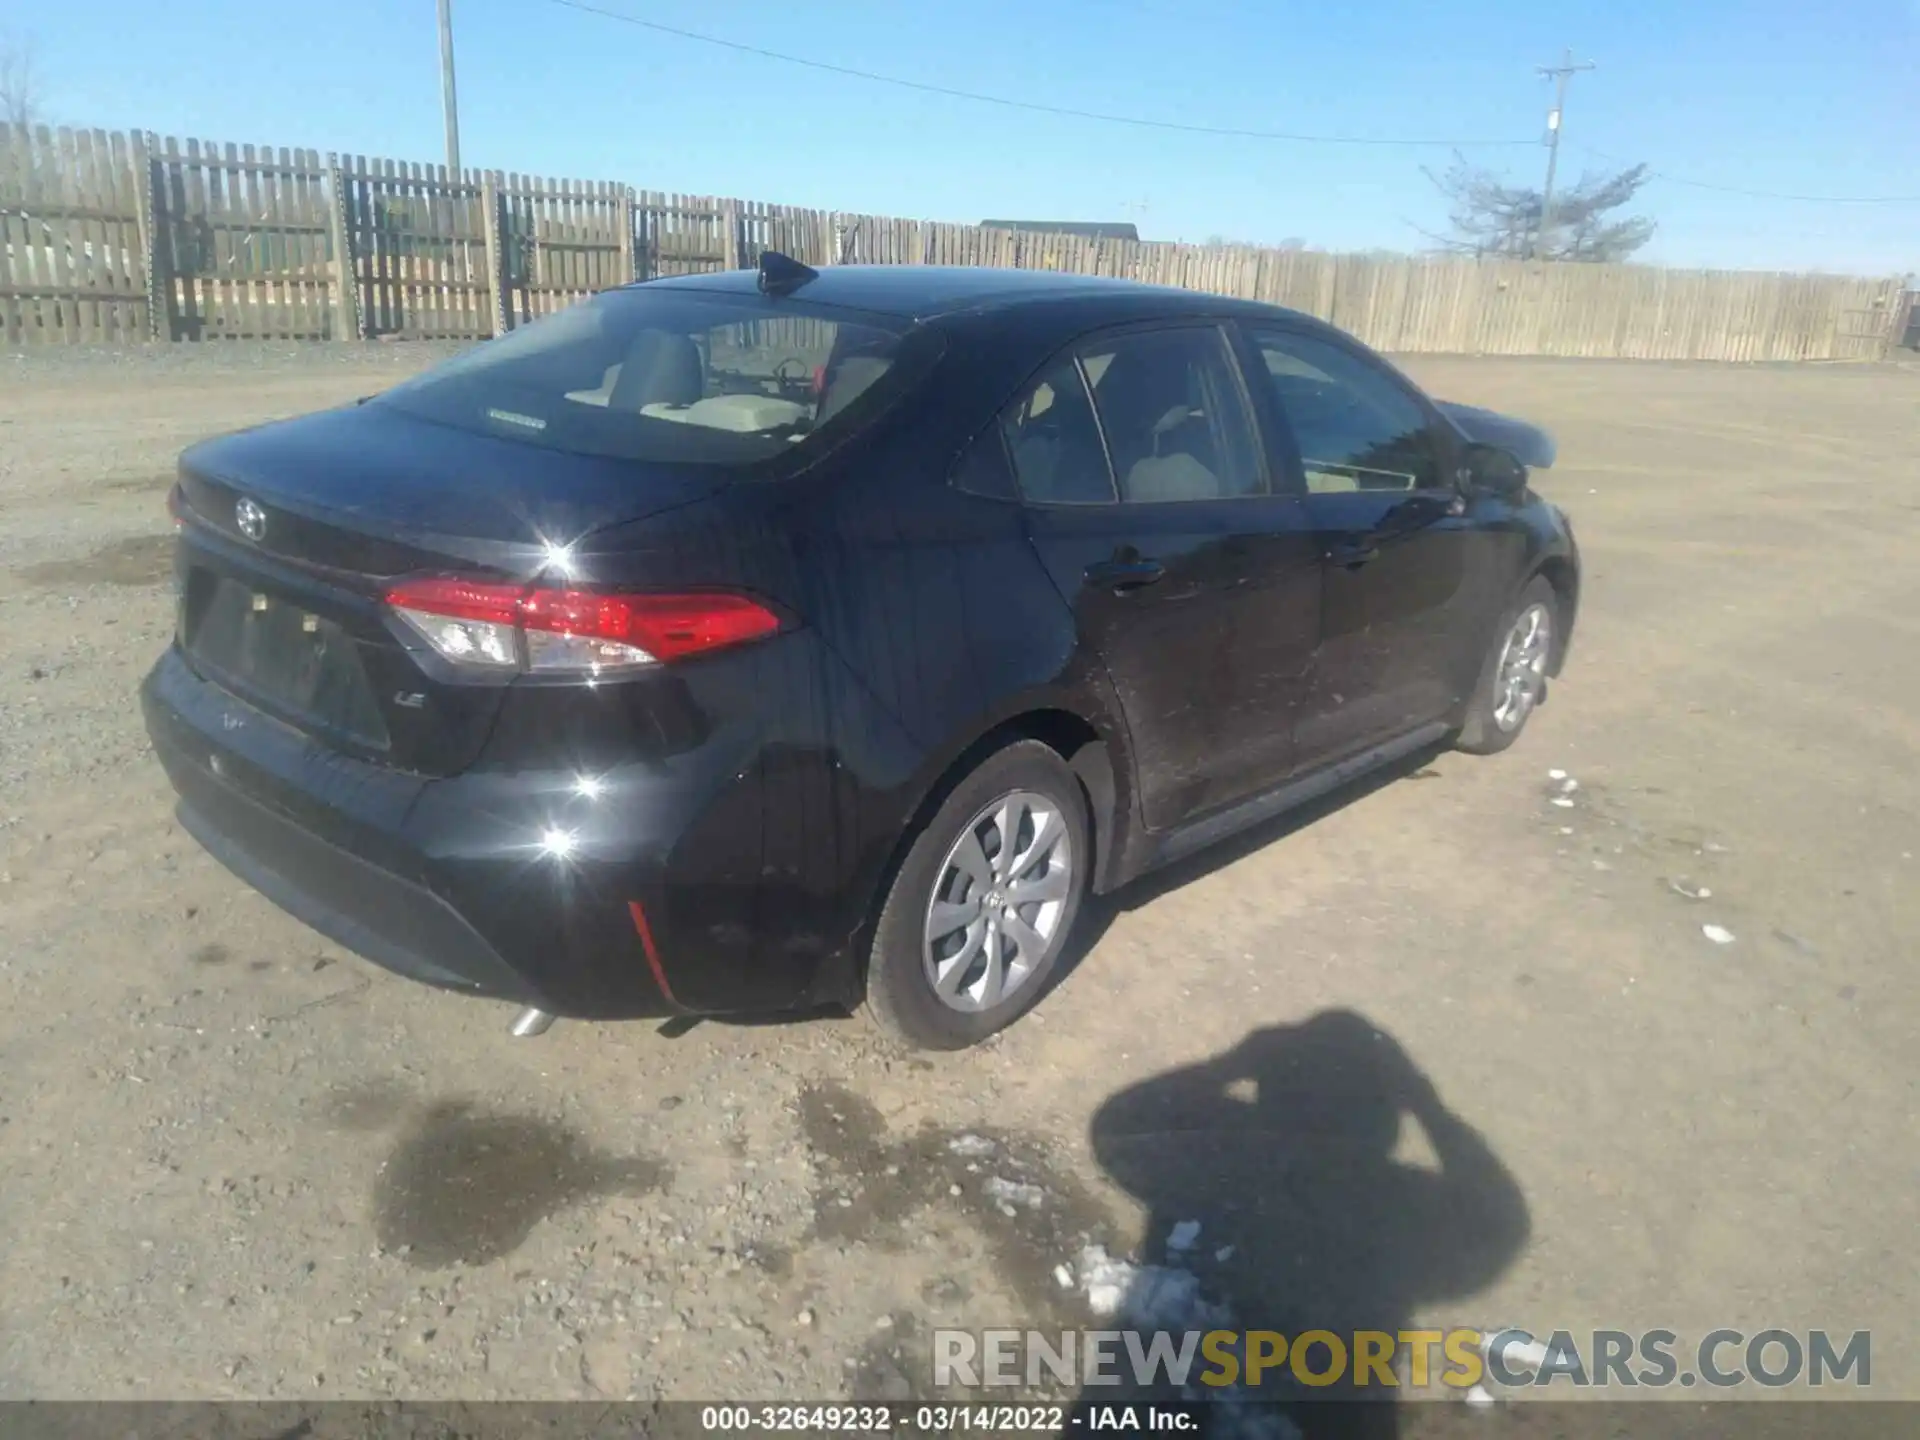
[864,740,1091,1051]
[1456,576,1559,756]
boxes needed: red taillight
[386,576,521,626]
[384,578,781,674]
[521,588,783,662]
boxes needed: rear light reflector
[384,578,781,674]
[627,899,677,1005]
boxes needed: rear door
[1240,323,1482,764]
[1012,322,1321,831]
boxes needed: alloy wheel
[1492,602,1553,732]
[922,790,1073,1012]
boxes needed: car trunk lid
[173,403,730,776]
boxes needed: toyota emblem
[235,497,267,543]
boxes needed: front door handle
[1328,542,1380,570]
[1085,557,1167,593]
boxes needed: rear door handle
[1328,542,1380,570]
[1085,557,1167,592]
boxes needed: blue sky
[15,0,1919,275]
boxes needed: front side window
[1080,326,1265,502]
[377,289,929,469]
[1250,329,1442,493]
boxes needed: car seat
[607,330,704,412]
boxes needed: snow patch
[983,1177,1044,1210]
[1076,1245,1226,1330]
[1066,1243,1304,1440]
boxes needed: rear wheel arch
[853,707,1121,988]
[924,706,1127,886]
[1456,573,1558,754]
[1531,554,1578,672]
[862,737,1094,1048]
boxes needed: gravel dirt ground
[1,343,1916,1412]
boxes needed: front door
[1007,324,1320,830]
[1241,324,1477,764]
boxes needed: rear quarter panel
[774,409,1138,912]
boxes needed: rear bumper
[173,781,537,1000]
[141,646,841,1019]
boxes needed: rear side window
[377,289,931,469]
[1081,327,1265,502]
[1000,356,1116,504]
[1249,328,1442,493]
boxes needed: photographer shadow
[1083,1010,1531,1439]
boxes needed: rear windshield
[377,288,930,468]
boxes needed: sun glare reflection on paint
[571,773,606,801]
[539,539,578,579]
[538,827,578,860]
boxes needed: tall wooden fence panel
[1,124,150,343]
[339,156,489,340]
[636,192,729,277]
[504,175,631,323]
[152,138,336,341]
[0,124,1908,360]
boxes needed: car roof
[634,263,1299,324]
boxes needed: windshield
[377,288,927,468]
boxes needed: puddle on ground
[23,534,172,588]
[796,1081,1112,1322]
[374,1100,668,1268]
[798,1082,1123,1405]
[847,1310,928,1403]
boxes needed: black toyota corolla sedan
[142,255,1578,1049]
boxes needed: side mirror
[1462,443,1529,499]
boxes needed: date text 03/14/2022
[697,1403,1197,1431]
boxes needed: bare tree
[1424,153,1655,263]
[1,30,43,129]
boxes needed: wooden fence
[1,123,1909,360]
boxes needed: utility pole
[438,0,462,176]
[1533,49,1594,260]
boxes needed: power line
[545,0,1535,149]
[544,1,1920,206]
[1575,144,1920,205]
